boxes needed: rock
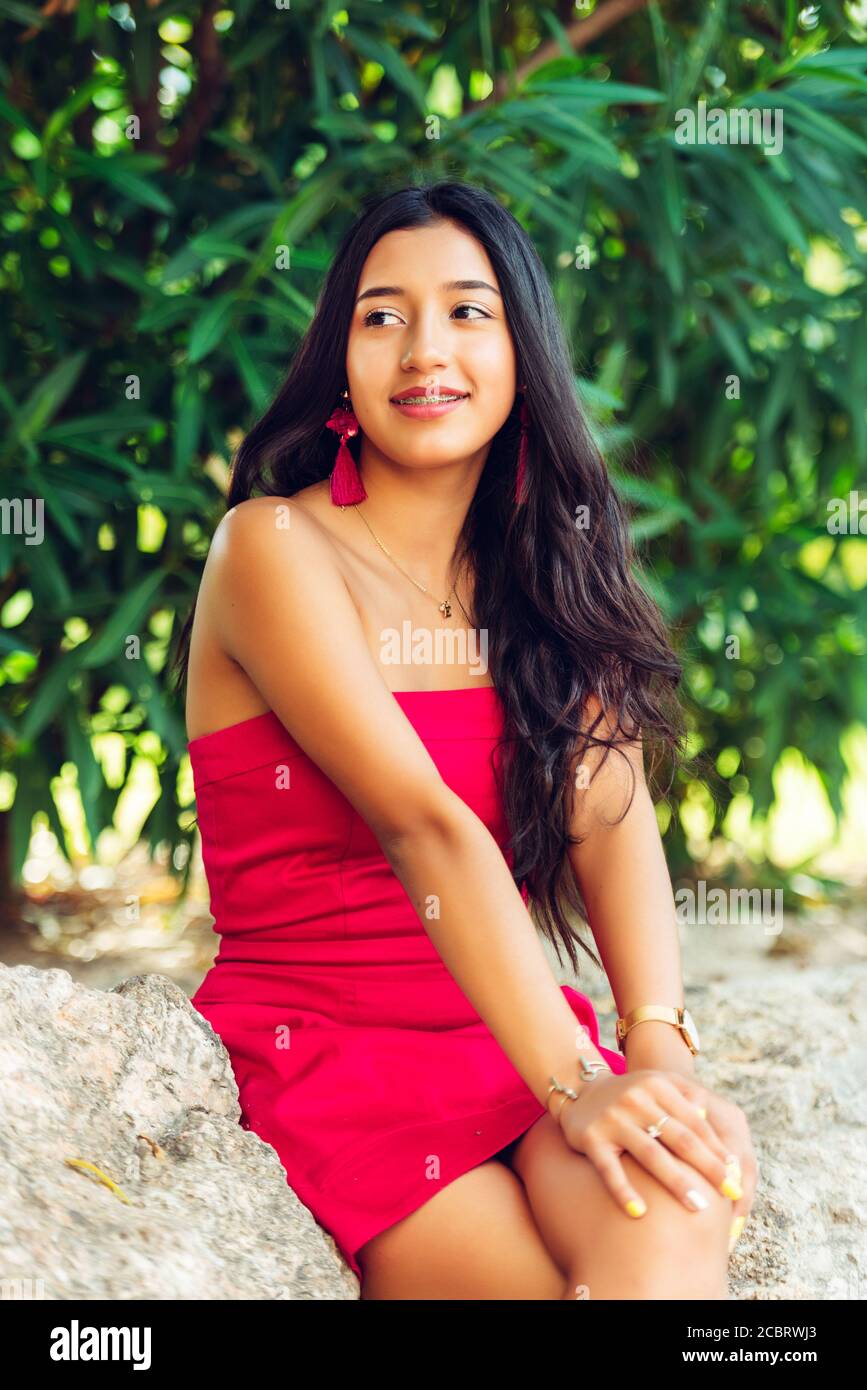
[0,964,357,1300]
[687,962,867,1301]
[0,958,864,1300]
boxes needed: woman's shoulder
[196,493,347,632]
[209,486,340,571]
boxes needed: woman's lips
[389,394,469,419]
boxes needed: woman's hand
[556,1068,757,1228]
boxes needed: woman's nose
[400,317,449,373]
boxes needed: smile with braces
[393,394,467,404]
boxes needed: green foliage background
[1,0,866,902]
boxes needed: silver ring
[645,1113,671,1139]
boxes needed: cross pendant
[439,600,452,618]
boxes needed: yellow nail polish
[728,1215,746,1252]
[626,1198,647,1217]
[720,1176,743,1200]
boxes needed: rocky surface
[678,961,866,1301]
[0,965,357,1300]
[0,944,864,1300]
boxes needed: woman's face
[345,219,517,471]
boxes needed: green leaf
[67,151,174,214]
[630,509,688,542]
[538,10,578,59]
[77,568,169,671]
[187,298,235,364]
[226,24,284,75]
[612,472,696,519]
[26,466,84,546]
[45,439,142,479]
[138,479,213,509]
[523,79,665,105]
[704,304,755,380]
[159,203,285,284]
[758,348,799,441]
[9,764,44,881]
[14,351,88,445]
[206,132,285,195]
[777,92,867,161]
[103,167,175,215]
[796,48,867,70]
[40,412,158,442]
[173,377,204,477]
[238,171,349,290]
[505,102,620,165]
[19,651,84,742]
[734,158,809,255]
[43,75,114,147]
[21,531,73,608]
[337,1,439,37]
[46,210,99,280]
[61,702,105,849]
[227,329,272,412]
[135,297,196,334]
[342,25,429,112]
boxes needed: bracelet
[547,1056,611,1124]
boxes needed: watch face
[682,1008,700,1051]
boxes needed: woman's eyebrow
[355,279,502,305]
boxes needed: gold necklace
[342,501,463,620]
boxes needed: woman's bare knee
[512,1115,731,1300]
[358,1158,563,1300]
[565,1183,731,1299]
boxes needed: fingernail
[696,1106,707,1119]
[685,1188,709,1211]
[728,1215,746,1252]
[625,1198,647,1217]
[720,1176,743,1201]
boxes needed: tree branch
[165,0,228,173]
[478,0,651,108]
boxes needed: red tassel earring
[515,394,530,506]
[326,391,366,506]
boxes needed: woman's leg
[357,1157,564,1300]
[505,1113,731,1300]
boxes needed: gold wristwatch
[615,1005,701,1056]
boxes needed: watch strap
[616,1005,695,1054]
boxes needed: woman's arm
[567,696,696,1078]
[564,700,762,1235]
[206,497,606,1111]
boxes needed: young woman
[173,180,757,1300]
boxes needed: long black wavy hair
[171,179,691,976]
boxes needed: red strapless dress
[188,686,626,1285]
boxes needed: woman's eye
[452,303,491,319]
[362,309,403,327]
